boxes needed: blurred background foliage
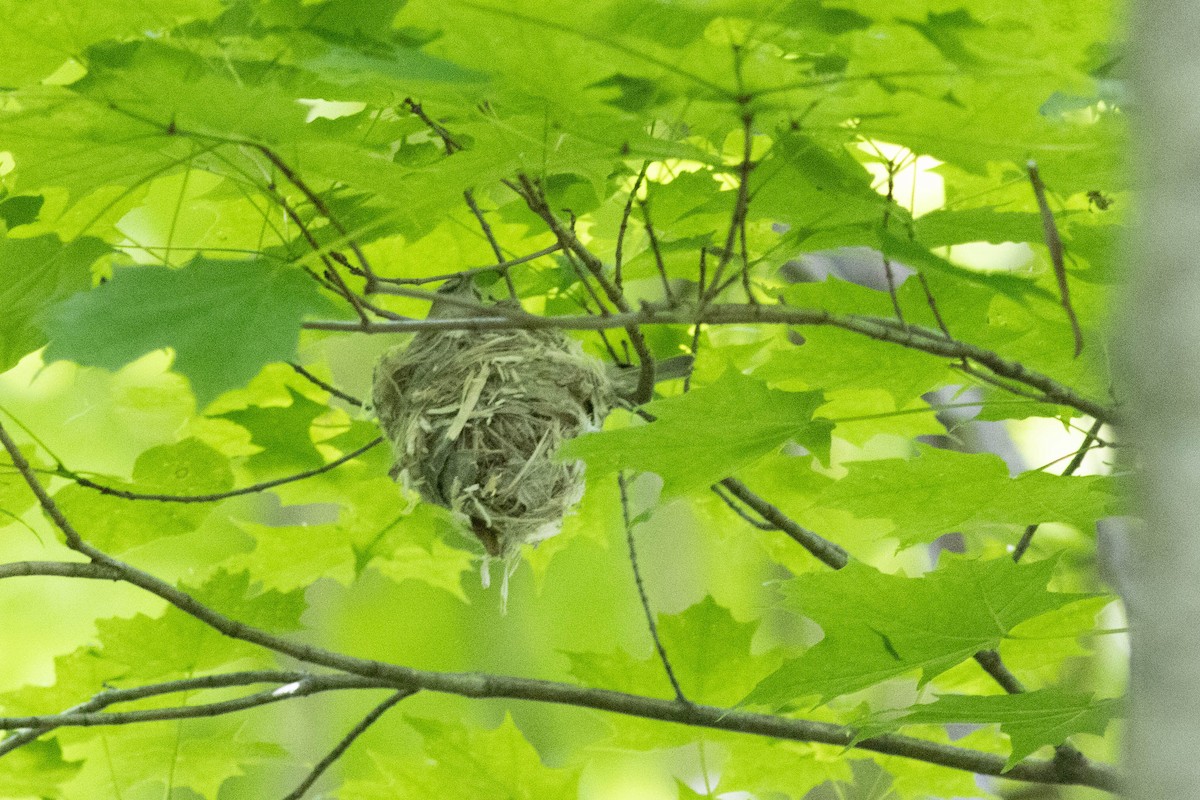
[0,0,1124,797]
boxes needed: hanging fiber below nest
[372,317,614,593]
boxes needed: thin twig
[951,361,1056,404]
[710,483,776,530]
[560,247,613,316]
[463,189,518,298]
[288,362,364,407]
[615,162,650,290]
[402,98,463,154]
[972,650,1028,694]
[705,112,758,306]
[272,189,372,324]
[0,670,316,756]
[619,473,688,703]
[0,675,390,729]
[880,163,907,326]
[718,478,849,569]
[638,198,677,305]
[300,304,1118,424]
[1012,418,1106,562]
[1027,161,1083,357]
[514,174,658,403]
[283,690,414,800]
[64,438,384,503]
[371,244,562,286]
[917,273,954,340]
[253,145,378,291]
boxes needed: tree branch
[1027,161,1083,357]
[0,419,1122,793]
[301,306,1115,424]
[288,362,364,407]
[717,478,849,569]
[62,437,384,503]
[513,174,659,403]
[368,244,562,286]
[283,690,414,800]
[619,473,688,703]
[1012,418,1106,561]
[0,670,318,756]
[0,675,391,729]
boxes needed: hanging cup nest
[372,324,613,565]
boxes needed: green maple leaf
[0,234,109,373]
[561,369,833,498]
[0,739,82,798]
[813,446,1116,544]
[744,558,1094,707]
[867,690,1121,767]
[565,596,780,706]
[52,438,234,553]
[180,568,306,633]
[59,716,284,799]
[217,387,331,474]
[343,715,578,799]
[0,0,223,84]
[41,257,339,406]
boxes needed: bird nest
[372,325,613,569]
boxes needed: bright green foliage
[342,715,579,799]
[785,445,1116,545]
[745,559,1093,707]
[42,258,340,405]
[864,690,1121,766]
[0,740,81,799]
[0,235,109,373]
[0,0,1124,796]
[562,369,833,498]
[565,595,783,706]
[217,387,334,474]
[52,438,234,552]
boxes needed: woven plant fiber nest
[372,324,613,572]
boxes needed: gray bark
[1123,2,1200,796]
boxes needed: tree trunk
[1124,2,1200,796]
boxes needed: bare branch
[705,112,758,305]
[637,197,677,305]
[1012,418,1106,562]
[370,244,562,286]
[619,473,688,703]
[288,362,364,407]
[514,174,658,403]
[710,483,776,530]
[301,305,1117,424]
[0,437,1122,796]
[402,98,462,154]
[463,189,518,298]
[1027,160,1083,357]
[64,437,384,504]
[253,145,378,290]
[283,690,414,800]
[0,670,316,756]
[718,478,849,569]
[0,675,390,730]
[615,162,650,290]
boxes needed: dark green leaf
[561,369,833,498]
[745,558,1093,707]
[41,257,339,405]
[0,234,109,372]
